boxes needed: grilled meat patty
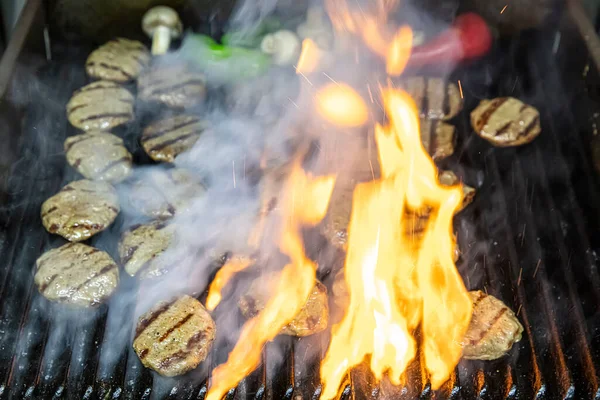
[239,279,328,337]
[471,97,541,147]
[66,80,134,131]
[41,179,119,242]
[64,131,132,183]
[138,63,206,109]
[129,169,205,219]
[34,243,119,307]
[438,170,476,212]
[118,221,174,278]
[133,295,216,377]
[141,115,206,163]
[420,119,456,160]
[462,290,524,360]
[400,76,463,120]
[86,38,150,82]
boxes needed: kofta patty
[119,221,175,278]
[86,38,150,82]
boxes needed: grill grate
[2,8,600,400]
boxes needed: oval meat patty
[119,221,174,278]
[64,131,132,183]
[420,119,456,161]
[141,115,206,163]
[400,76,463,120]
[239,279,329,337]
[462,290,524,360]
[86,38,150,82]
[35,243,119,307]
[138,63,206,109]
[133,295,216,377]
[67,81,134,131]
[129,169,205,219]
[41,179,119,242]
[471,97,541,147]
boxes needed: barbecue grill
[2,0,600,398]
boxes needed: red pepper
[407,13,492,69]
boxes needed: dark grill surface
[2,8,600,400]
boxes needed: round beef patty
[239,278,329,337]
[118,221,174,278]
[138,63,206,109]
[66,80,134,131]
[133,295,216,376]
[141,115,206,163]
[129,169,205,219]
[86,38,150,82]
[400,76,463,120]
[41,179,119,242]
[35,243,119,307]
[64,131,132,183]
[471,97,541,147]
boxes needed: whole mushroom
[260,30,301,66]
[142,6,183,55]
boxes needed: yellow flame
[206,256,253,311]
[315,83,369,127]
[206,164,335,400]
[297,38,323,75]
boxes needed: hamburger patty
[400,76,463,120]
[141,115,206,163]
[133,295,216,376]
[471,97,541,147]
[64,131,132,183]
[420,119,456,161]
[86,38,150,82]
[239,279,329,337]
[461,291,524,360]
[129,169,205,219]
[41,179,119,242]
[66,80,134,131]
[35,243,119,307]
[438,170,476,212]
[118,221,174,278]
[138,63,206,109]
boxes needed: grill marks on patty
[133,295,216,377]
[419,119,456,160]
[141,115,206,163]
[138,64,206,109]
[471,97,541,147]
[86,38,150,82]
[400,76,464,121]
[41,179,120,242]
[34,243,120,307]
[66,81,134,131]
[64,131,133,183]
[462,290,524,360]
[118,221,174,278]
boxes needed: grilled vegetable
[462,291,524,360]
[260,30,301,66]
[142,6,182,55]
[407,13,492,69]
[133,295,216,376]
[35,243,119,307]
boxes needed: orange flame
[297,38,323,75]
[206,256,253,311]
[315,83,369,127]
[206,164,335,400]
[320,88,472,397]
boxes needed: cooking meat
[41,179,119,242]
[439,170,476,212]
[321,179,354,251]
[420,119,456,160]
[64,131,132,183]
[332,269,349,309]
[66,80,134,131]
[133,295,216,376]
[118,221,174,278]
[400,76,463,120]
[34,243,119,307]
[129,168,205,219]
[141,115,206,162]
[471,97,541,147]
[85,38,150,82]
[462,290,524,360]
[138,63,206,108]
[239,279,329,337]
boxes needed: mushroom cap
[142,6,183,38]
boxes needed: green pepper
[221,17,282,48]
[179,34,271,84]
